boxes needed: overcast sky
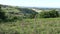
[0,0,60,8]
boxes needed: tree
[39,9,59,18]
[49,9,59,18]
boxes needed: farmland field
[0,18,60,34]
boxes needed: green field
[0,18,60,34]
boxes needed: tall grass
[0,18,60,34]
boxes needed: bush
[0,28,20,34]
[0,4,7,21]
[39,10,59,18]
[6,14,23,22]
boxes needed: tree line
[0,4,60,22]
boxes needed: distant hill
[1,4,60,15]
[1,4,38,18]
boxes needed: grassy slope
[0,18,60,34]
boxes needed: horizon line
[1,4,60,8]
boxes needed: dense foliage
[17,8,38,18]
[0,4,60,21]
[39,10,59,18]
[0,4,7,21]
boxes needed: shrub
[49,10,59,18]
[6,14,23,22]
[0,4,7,21]
[39,10,59,18]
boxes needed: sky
[0,0,60,8]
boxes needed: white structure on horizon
[32,8,42,13]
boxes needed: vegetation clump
[39,10,59,18]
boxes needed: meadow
[0,18,60,34]
[0,4,60,34]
